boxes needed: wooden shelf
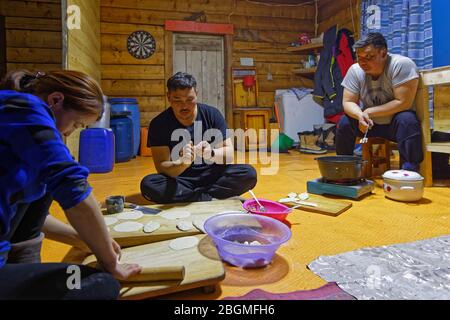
[286,42,323,53]
[292,67,316,75]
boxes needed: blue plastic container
[79,128,115,173]
[108,98,140,156]
[110,112,134,163]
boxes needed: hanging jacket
[313,25,344,118]
[336,28,356,77]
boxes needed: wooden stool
[362,137,391,178]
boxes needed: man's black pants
[140,164,257,204]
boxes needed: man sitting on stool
[140,72,257,203]
[335,32,423,172]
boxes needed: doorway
[173,33,225,116]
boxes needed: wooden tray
[285,194,352,216]
[105,199,243,247]
[83,234,224,299]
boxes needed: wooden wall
[66,0,101,83]
[65,0,101,160]
[0,0,62,74]
[318,0,360,37]
[100,0,317,127]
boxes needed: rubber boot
[7,232,44,264]
[297,131,327,154]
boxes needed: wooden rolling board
[82,234,225,299]
[285,194,352,216]
[105,199,243,247]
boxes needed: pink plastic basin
[243,199,291,221]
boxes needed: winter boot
[7,232,44,264]
[297,131,327,154]
[318,123,337,150]
[313,125,325,149]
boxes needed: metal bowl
[315,156,367,182]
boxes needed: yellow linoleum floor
[41,152,450,299]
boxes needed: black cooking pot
[315,156,367,181]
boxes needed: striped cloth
[360,0,434,125]
[360,0,433,70]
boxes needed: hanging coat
[336,28,356,77]
[313,25,345,118]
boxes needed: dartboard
[127,31,156,59]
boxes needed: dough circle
[104,216,118,226]
[193,219,206,233]
[169,236,199,250]
[160,210,191,220]
[117,209,144,220]
[177,220,194,232]
[143,221,161,233]
[113,221,143,232]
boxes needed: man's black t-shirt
[147,103,228,176]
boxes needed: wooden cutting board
[105,199,243,247]
[82,234,225,299]
[284,194,352,216]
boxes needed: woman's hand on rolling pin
[108,263,142,281]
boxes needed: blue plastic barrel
[110,111,134,163]
[108,98,140,156]
[79,128,115,173]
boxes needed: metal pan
[315,156,367,182]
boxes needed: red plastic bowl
[243,199,291,221]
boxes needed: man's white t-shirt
[341,53,419,124]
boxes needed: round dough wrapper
[160,210,191,220]
[117,209,144,220]
[176,220,194,232]
[298,192,309,201]
[104,216,118,226]
[113,221,143,233]
[193,219,206,233]
[169,236,199,250]
[143,221,161,234]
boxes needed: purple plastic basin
[243,199,291,221]
[204,212,292,268]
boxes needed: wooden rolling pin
[121,266,185,283]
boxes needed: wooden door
[233,108,270,150]
[0,16,6,80]
[244,110,269,149]
[173,34,225,116]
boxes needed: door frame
[164,21,234,127]
[0,15,6,80]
